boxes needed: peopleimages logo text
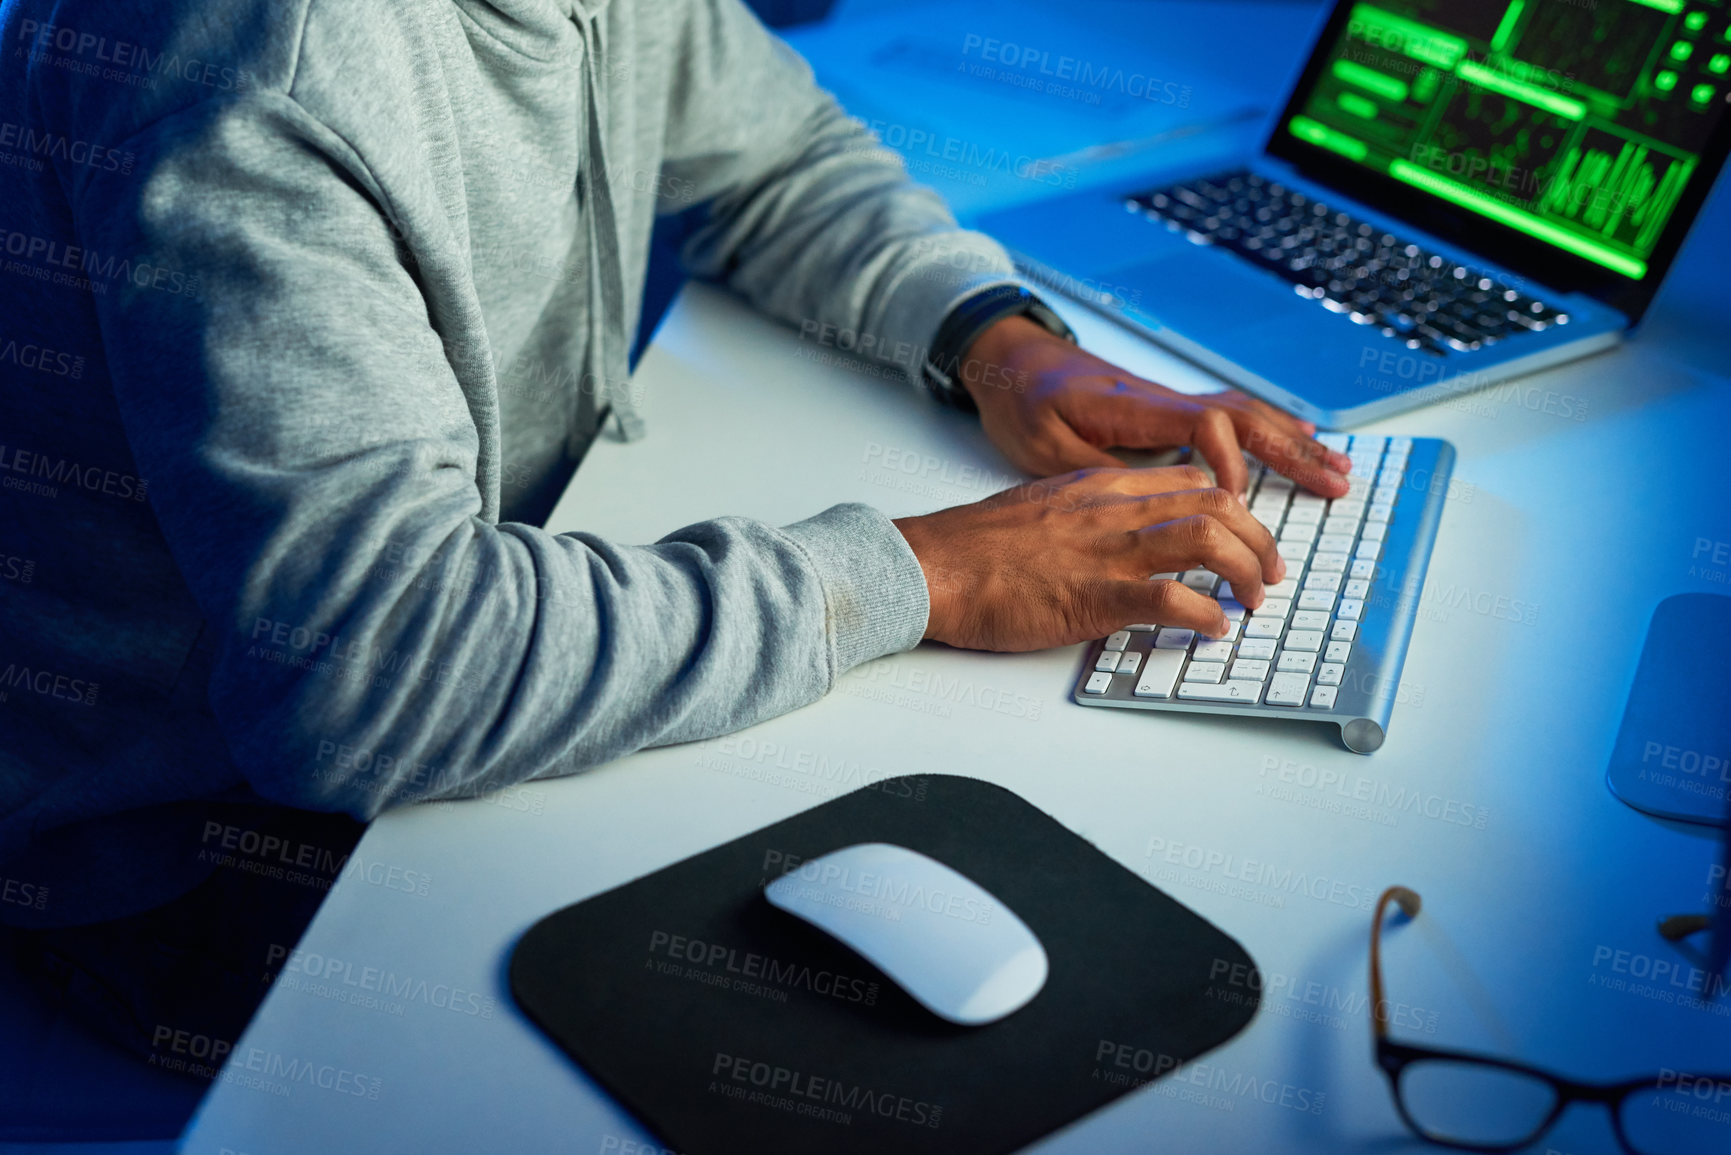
[775,857,994,925]
[15,20,256,92]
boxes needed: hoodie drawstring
[573,7,642,446]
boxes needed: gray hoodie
[0,0,1021,921]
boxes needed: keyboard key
[1317,433,1350,452]
[1373,484,1400,506]
[1298,590,1337,612]
[1278,540,1312,562]
[1237,638,1277,660]
[1285,630,1324,652]
[1118,652,1143,676]
[1367,503,1393,523]
[1325,640,1352,663]
[1125,623,1160,631]
[1350,559,1377,580]
[1277,650,1317,674]
[1338,599,1364,622]
[1355,540,1382,561]
[1281,521,1319,545]
[1309,684,1338,709]
[1155,628,1195,650]
[1322,516,1360,538]
[1292,610,1330,631]
[1267,672,1310,706]
[1218,599,1248,621]
[1285,503,1323,525]
[1245,618,1285,639]
[1344,579,1370,599]
[1178,679,1264,703]
[1317,534,1356,554]
[1387,437,1412,452]
[1331,620,1358,641]
[1317,662,1345,685]
[1265,578,1300,600]
[1095,650,1122,672]
[1312,552,1349,573]
[1133,650,1186,697]
[1230,658,1270,681]
[1360,522,1387,543]
[1085,671,1113,694]
[1350,436,1386,456]
[1218,621,1241,642]
[1327,500,1365,522]
[1182,570,1218,593]
[1252,599,1292,619]
[1194,640,1234,662]
[1106,631,1131,652]
[1184,661,1227,684]
[1303,571,1342,592]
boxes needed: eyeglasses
[1370,886,1731,1154]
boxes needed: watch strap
[922,285,1076,412]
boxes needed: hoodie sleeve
[658,0,1027,385]
[73,92,929,818]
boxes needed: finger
[1135,513,1269,611]
[1035,419,1125,474]
[1072,463,1214,498]
[1217,389,1312,442]
[1189,408,1249,500]
[1099,577,1230,638]
[1086,486,1283,593]
[998,462,1217,521]
[1241,421,1351,497]
[1240,418,1352,476]
[1124,486,1283,586]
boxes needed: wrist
[891,514,953,643]
[957,315,1043,407]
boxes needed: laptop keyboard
[1072,433,1455,754]
[1125,169,1569,357]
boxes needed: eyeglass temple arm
[1371,885,1423,1045]
[1658,913,1711,940]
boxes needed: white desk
[177,275,1731,1154]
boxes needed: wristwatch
[921,284,1076,413]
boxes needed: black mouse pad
[510,774,1261,1154]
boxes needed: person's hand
[893,465,1284,652]
[958,315,1352,499]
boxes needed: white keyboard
[1072,434,1456,753]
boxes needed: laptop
[978,0,1731,427]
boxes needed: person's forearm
[217,504,926,817]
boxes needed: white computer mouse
[763,841,1048,1026]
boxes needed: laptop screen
[1270,0,1731,300]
